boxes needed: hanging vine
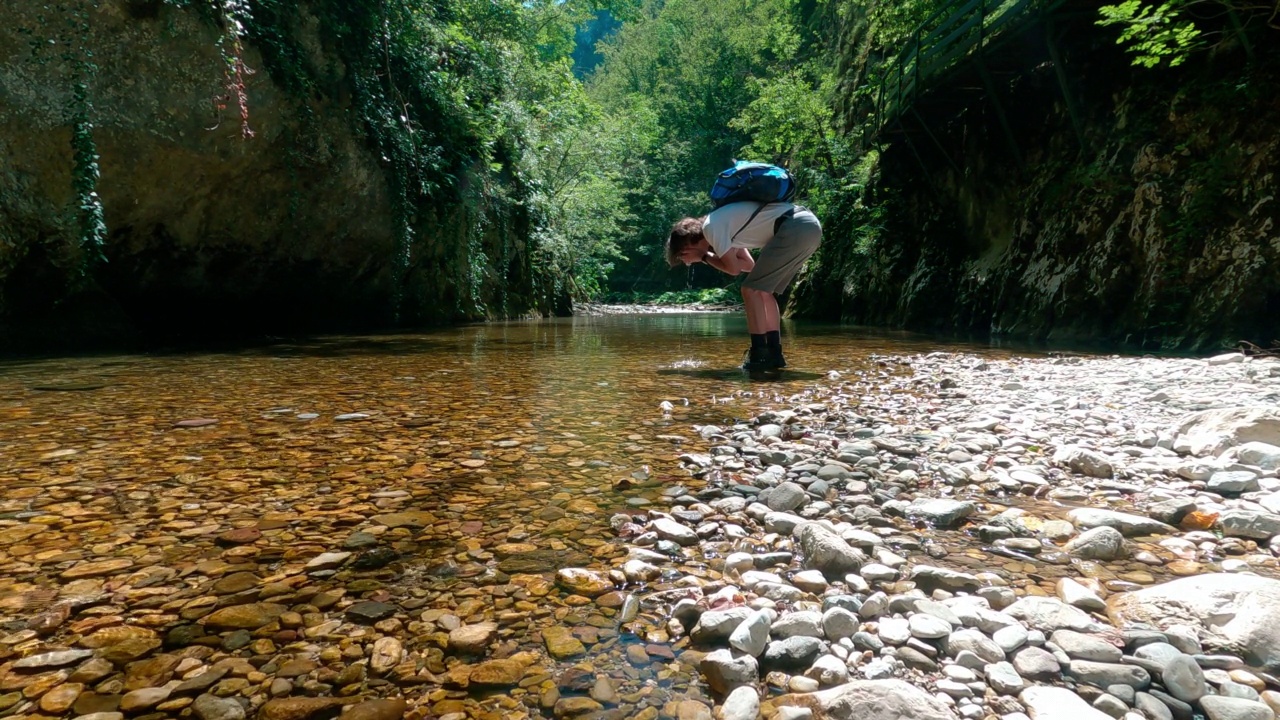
[213,0,256,137]
[67,1,107,275]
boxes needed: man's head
[665,217,707,268]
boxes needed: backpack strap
[730,202,771,243]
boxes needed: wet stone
[258,697,346,720]
[762,637,822,669]
[192,694,247,720]
[215,527,262,545]
[346,601,396,623]
[14,649,94,670]
[202,603,286,630]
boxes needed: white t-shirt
[703,201,795,256]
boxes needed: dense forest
[1,0,1276,348]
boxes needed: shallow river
[0,314,1248,720]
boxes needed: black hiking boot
[742,346,781,372]
[767,344,787,369]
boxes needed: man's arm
[704,247,754,276]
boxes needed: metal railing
[870,0,1065,137]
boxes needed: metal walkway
[869,0,1071,145]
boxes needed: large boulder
[775,679,956,720]
[1106,574,1280,672]
[1173,408,1280,457]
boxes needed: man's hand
[705,247,754,276]
[679,245,709,266]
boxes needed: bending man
[665,202,822,371]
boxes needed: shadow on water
[655,367,826,382]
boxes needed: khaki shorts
[742,209,822,294]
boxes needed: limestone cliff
[796,19,1279,351]
[0,0,547,349]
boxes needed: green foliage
[233,0,647,312]
[1097,1,1202,68]
[867,0,951,47]
[586,0,810,287]
[730,68,833,168]
[14,2,110,281]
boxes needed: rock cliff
[0,0,546,349]
[796,20,1279,351]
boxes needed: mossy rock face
[795,41,1280,351]
[0,0,552,348]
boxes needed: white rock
[1107,574,1280,672]
[1064,527,1127,561]
[1020,685,1114,720]
[878,617,911,645]
[772,611,823,639]
[993,625,1029,653]
[1056,577,1106,612]
[1006,596,1103,633]
[795,522,865,575]
[721,686,761,720]
[725,552,755,573]
[1053,446,1114,478]
[1173,408,1280,457]
[304,552,351,570]
[822,608,860,641]
[1237,442,1280,470]
[805,654,850,686]
[729,609,774,657]
[986,661,1026,695]
[699,649,758,694]
[909,613,952,639]
[652,517,698,545]
[1067,508,1175,537]
[1199,695,1273,720]
[782,679,955,720]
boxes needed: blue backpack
[710,161,796,208]
[709,161,796,239]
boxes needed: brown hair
[665,217,705,268]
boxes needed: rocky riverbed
[3,339,1280,720]
[585,350,1280,720]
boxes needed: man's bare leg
[743,286,771,335]
[762,292,780,332]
